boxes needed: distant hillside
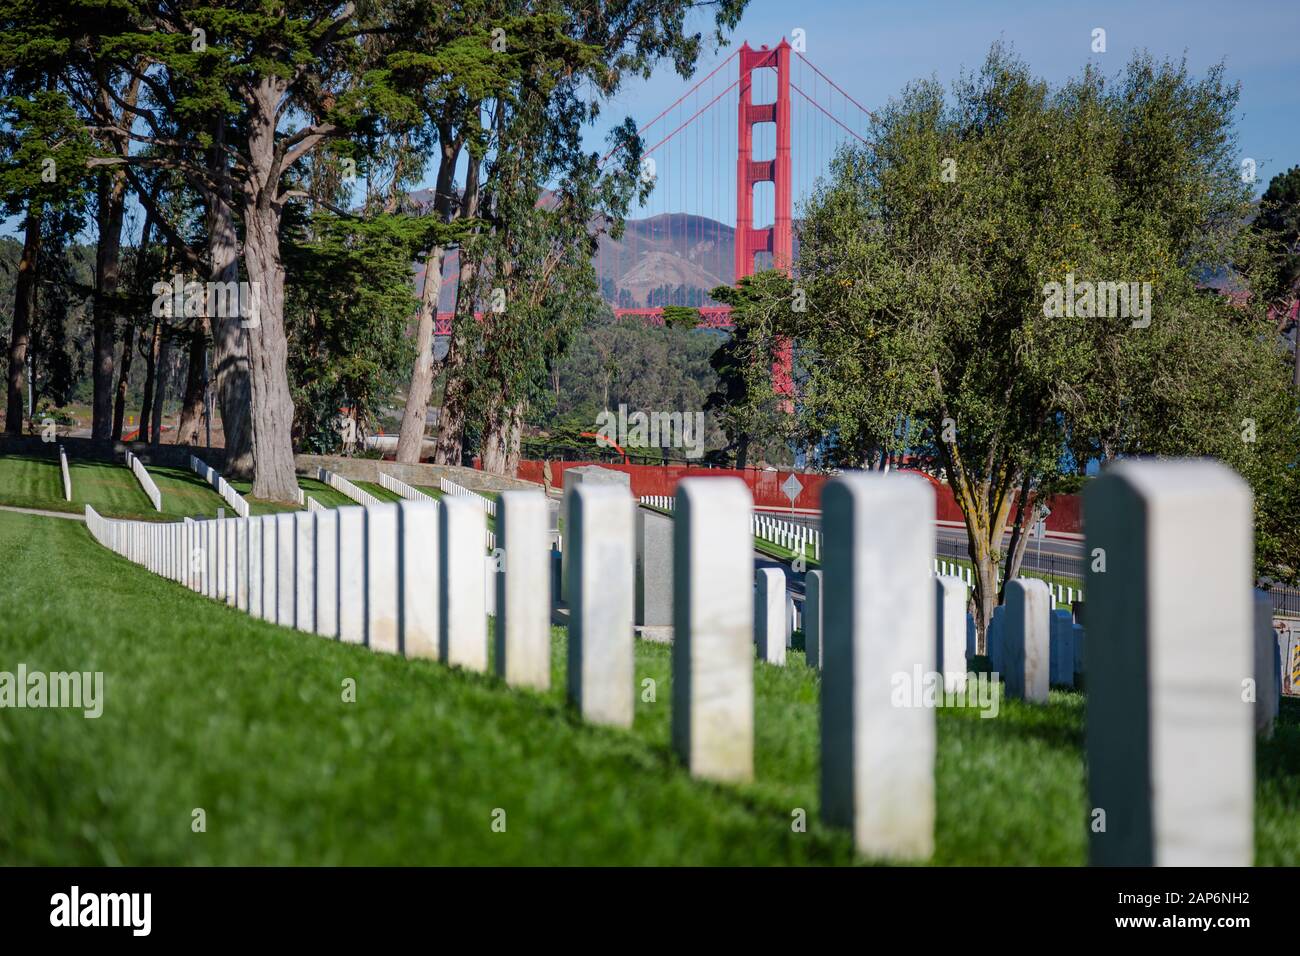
[594,213,735,307]
[408,188,794,311]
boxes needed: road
[760,509,1082,568]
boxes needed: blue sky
[590,0,1300,224]
[6,0,1297,240]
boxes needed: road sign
[781,473,804,507]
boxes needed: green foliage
[534,313,727,457]
[704,272,800,467]
[283,212,420,453]
[1252,165,1300,306]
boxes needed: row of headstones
[189,455,250,518]
[439,476,497,517]
[985,582,1085,694]
[575,461,1270,863]
[377,471,425,501]
[637,494,822,561]
[933,559,973,587]
[59,444,71,502]
[982,578,1282,738]
[753,514,821,560]
[378,472,496,550]
[89,458,1267,864]
[769,564,1075,697]
[84,495,497,665]
[123,450,161,511]
[316,466,383,507]
[933,561,1082,608]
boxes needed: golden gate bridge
[432,39,876,392]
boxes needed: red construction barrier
[514,459,1082,534]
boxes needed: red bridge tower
[735,40,795,406]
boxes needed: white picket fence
[84,459,1273,866]
[124,450,161,511]
[378,471,431,502]
[439,476,497,517]
[316,466,383,507]
[306,495,327,513]
[189,455,251,518]
[59,445,71,502]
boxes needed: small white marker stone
[935,575,968,693]
[1004,578,1051,702]
[755,567,787,665]
[496,491,550,689]
[567,483,634,728]
[439,495,487,670]
[337,507,366,644]
[672,477,754,782]
[397,498,438,659]
[1084,459,1254,866]
[821,472,935,860]
[366,503,399,652]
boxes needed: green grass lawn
[1,507,1296,865]
[223,478,298,516]
[355,480,404,503]
[0,453,80,516]
[143,465,234,519]
[0,453,235,521]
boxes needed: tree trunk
[503,399,525,476]
[394,247,447,463]
[151,330,170,444]
[139,313,162,444]
[396,138,461,464]
[175,320,208,446]
[92,169,129,438]
[117,213,156,441]
[5,211,40,435]
[232,77,302,502]
[480,393,509,475]
[1000,474,1035,598]
[207,137,254,477]
[433,329,470,465]
[242,194,299,501]
[111,318,136,440]
[936,412,1017,653]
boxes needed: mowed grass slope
[0,453,234,521]
[0,453,77,515]
[143,465,233,519]
[0,454,334,519]
[0,509,1296,865]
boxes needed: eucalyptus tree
[425,0,748,470]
